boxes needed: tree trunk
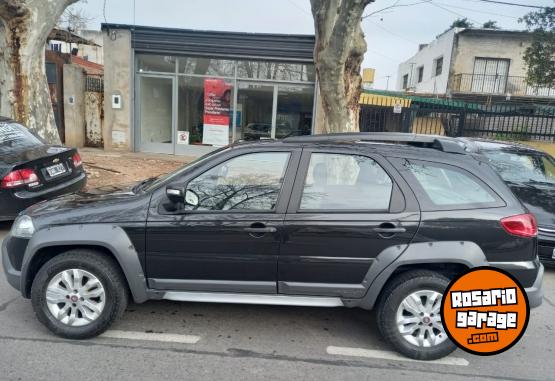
[0,0,77,143]
[310,0,374,134]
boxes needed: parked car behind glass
[0,117,86,221]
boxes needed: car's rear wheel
[31,249,128,339]
[376,270,457,360]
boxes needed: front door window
[186,152,290,211]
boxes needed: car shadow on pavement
[112,300,385,350]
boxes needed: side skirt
[161,291,345,307]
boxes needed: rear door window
[0,122,43,154]
[299,153,393,211]
[402,160,503,210]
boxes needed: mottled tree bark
[0,0,77,143]
[310,0,373,134]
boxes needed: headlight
[12,215,35,238]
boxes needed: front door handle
[373,227,407,234]
[244,227,277,233]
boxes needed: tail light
[1,169,40,189]
[72,152,82,168]
[501,213,538,238]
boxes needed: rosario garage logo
[440,267,530,355]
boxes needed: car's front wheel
[31,249,128,339]
[376,270,458,360]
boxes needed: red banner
[203,79,232,146]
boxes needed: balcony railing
[452,73,555,98]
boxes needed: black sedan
[0,117,86,221]
[460,138,555,265]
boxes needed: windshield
[139,146,231,192]
[0,122,44,154]
[483,150,555,185]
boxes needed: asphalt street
[1,221,554,381]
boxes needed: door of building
[137,75,175,154]
[471,58,510,94]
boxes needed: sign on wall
[177,131,190,145]
[202,78,232,146]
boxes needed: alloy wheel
[45,269,106,327]
[396,290,447,347]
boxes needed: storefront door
[137,75,175,154]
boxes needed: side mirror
[166,184,185,204]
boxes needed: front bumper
[1,234,23,292]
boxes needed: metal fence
[86,75,104,93]
[360,101,555,142]
[452,73,555,98]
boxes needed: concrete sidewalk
[79,148,192,189]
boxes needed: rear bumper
[538,232,555,265]
[0,173,86,221]
[492,259,544,309]
[525,263,544,309]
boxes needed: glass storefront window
[276,85,313,138]
[237,60,315,82]
[179,57,235,77]
[178,76,234,146]
[137,54,177,73]
[236,82,274,141]
[274,63,315,82]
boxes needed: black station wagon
[2,133,543,360]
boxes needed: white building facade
[397,28,555,98]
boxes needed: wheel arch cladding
[349,241,487,310]
[20,224,148,303]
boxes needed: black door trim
[148,278,277,294]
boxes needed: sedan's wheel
[31,249,128,339]
[46,269,106,327]
[377,270,458,360]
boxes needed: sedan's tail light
[1,169,40,189]
[72,153,82,168]
[501,213,538,238]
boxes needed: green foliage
[450,18,473,29]
[495,125,530,142]
[521,5,555,88]
[482,20,499,29]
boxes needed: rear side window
[0,122,43,154]
[403,160,502,210]
[300,153,393,211]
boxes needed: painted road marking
[326,346,469,366]
[101,330,201,344]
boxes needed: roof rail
[283,133,467,154]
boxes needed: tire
[31,249,128,340]
[376,270,457,360]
